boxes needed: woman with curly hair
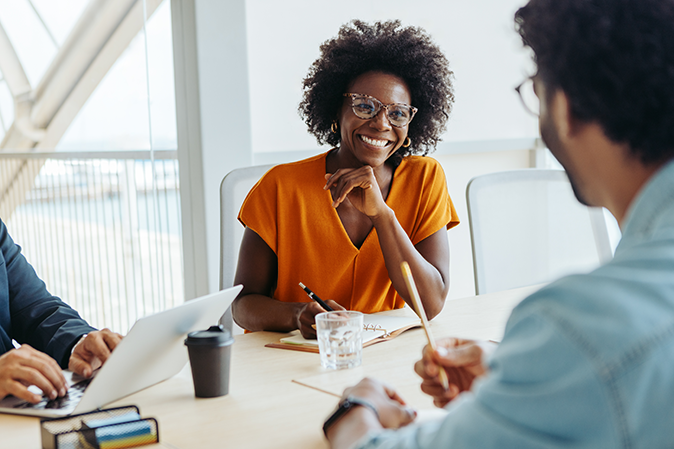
[231,20,459,338]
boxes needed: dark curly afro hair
[516,0,674,165]
[299,20,454,165]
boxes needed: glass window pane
[0,0,57,87]
[57,1,177,151]
[29,0,89,46]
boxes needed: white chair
[219,164,274,333]
[466,169,614,295]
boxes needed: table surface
[0,285,540,449]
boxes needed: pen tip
[299,282,306,289]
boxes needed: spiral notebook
[265,313,421,353]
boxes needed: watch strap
[323,396,379,437]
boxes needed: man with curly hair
[324,0,674,447]
[231,21,459,337]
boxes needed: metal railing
[0,150,183,334]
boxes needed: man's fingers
[100,330,123,353]
[29,359,67,398]
[83,332,111,363]
[4,379,42,404]
[14,365,65,400]
[442,344,483,365]
[382,382,407,406]
[68,354,99,379]
[420,380,445,397]
[16,347,66,396]
[399,406,417,426]
[414,359,430,379]
[69,330,124,377]
[68,354,94,378]
[0,347,68,403]
[421,380,459,400]
[416,347,440,380]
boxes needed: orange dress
[238,151,459,313]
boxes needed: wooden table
[0,285,539,449]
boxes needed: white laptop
[0,285,242,418]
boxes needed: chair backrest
[466,169,613,295]
[219,164,274,332]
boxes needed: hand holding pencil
[414,338,495,408]
[401,261,494,408]
[400,262,450,391]
[296,282,344,339]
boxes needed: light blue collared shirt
[356,159,674,449]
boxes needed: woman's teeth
[360,135,389,147]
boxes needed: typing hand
[414,338,495,408]
[69,329,123,378]
[296,300,344,339]
[0,344,67,404]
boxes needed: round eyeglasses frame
[515,77,540,117]
[343,93,418,128]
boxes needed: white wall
[245,0,538,154]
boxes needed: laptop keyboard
[13,377,92,410]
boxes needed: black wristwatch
[323,396,380,437]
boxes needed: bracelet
[322,395,380,437]
[345,396,380,419]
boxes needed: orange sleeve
[238,168,279,253]
[407,157,460,246]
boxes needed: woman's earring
[402,137,411,148]
[331,121,339,134]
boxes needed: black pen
[298,282,334,311]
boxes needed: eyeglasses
[343,93,418,128]
[515,77,540,117]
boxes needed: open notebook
[265,313,421,353]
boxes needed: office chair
[466,169,613,295]
[219,164,275,333]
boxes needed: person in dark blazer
[0,218,121,404]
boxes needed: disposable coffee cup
[184,324,234,398]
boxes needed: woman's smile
[359,134,392,148]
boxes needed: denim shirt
[0,219,94,367]
[356,159,674,449]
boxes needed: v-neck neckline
[322,152,403,252]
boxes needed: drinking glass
[316,311,363,370]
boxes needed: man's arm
[0,220,123,402]
[1,220,95,367]
[326,306,610,448]
[324,378,416,449]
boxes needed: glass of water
[316,311,363,370]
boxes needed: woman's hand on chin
[324,167,387,217]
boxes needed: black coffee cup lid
[185,324,234,347]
